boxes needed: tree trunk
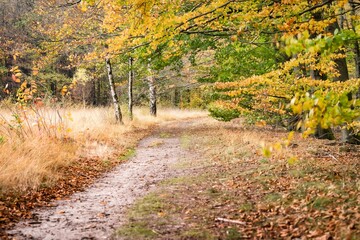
[173,87,180,107]
[105,57,123,124]
[97,77,101,105]
[327,18,359,143]
[326,20,349,82]
[128,57,134,120]
[352,39,360,79]
[346,2,360,143]
[82,85,86,108]
[91,78,96,105]
[310,63,335,140]
[308,7,336,140]
[50,81,57,96]
[147,61,157,117]
[350,1,360,78]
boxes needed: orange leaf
[11,74,20,83]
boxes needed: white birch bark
[105,57,123,124]
[128,57,134,120]
[147,61,157,117]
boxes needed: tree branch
[298,0,333,16]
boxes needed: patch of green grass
[181,229,216,240]
[291,188,308,199]
[289,169,305,178]
[117,193,167,239]
[254,173,277,191]
[264,193,282,203]
[147,140,165,147]
[291,181,330,201]
[119,148,136,162]
[236,168,257,177]
[39,182,50,189]
[159,132,171,138]
[303,181,328,192]
[0,135,5,144]
[117,222,158,239]
[311,197,332,210]
[161,176,197,186]
[239,202,253,212]
[259,158,269,164]
[207,187,222,197]
[226,228,242,240]
[256,164,277,173]
[101,159,111,167]
[130,193,164,217]
[180,134,191,149]
[344,196,358,208]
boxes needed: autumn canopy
[0,0,359,142]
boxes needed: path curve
[7,122,191,240]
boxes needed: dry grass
[0,138,77,192]
[0,105,206,192]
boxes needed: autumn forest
[1,0,360,239]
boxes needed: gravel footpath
[7,122,191,240]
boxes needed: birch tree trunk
[105,57,123,124]
[128,57,134,120]
[147,61,157,117]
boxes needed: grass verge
[116,118,360,239]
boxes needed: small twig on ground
[328,154,339,162]
[152,229,160,235]
[181,204,190,214]
[215,217,246,225]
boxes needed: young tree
[147,60,157,116]
[128,57,134,120]
[105,57,123,124]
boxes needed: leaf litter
[116,118,359,239]
[1,118,359,239]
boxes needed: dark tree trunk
[350,1,360,78]
[128,57,134,120]
[97,78,101,105]
[310,59,335,140]
[327,18,359,143]
[326,20,349,82]
[105,57,123,124]
[50,81,57,96]
[173,87,180,107]
[91,78,96,105]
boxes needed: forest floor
[2,116,360,239]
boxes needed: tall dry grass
[0,137,77,192]
[0,105,206,192]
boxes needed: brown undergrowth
[0,107,206,238]
[117,118,360,239]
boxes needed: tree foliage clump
[203,0,360,142]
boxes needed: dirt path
[7,121,193,240]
